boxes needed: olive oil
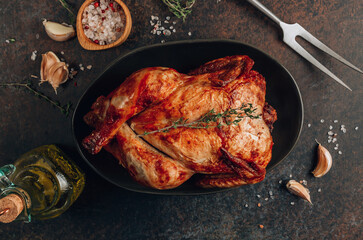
[0,145,85,223]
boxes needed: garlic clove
[43,20,76,42]
[312,140,332,177]
[40,51,61,81]
[47,62,69,94]
[40,51,69,94]
[286,180,312,204]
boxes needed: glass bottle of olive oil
[0,145,85,223]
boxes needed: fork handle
[247,0,282,25]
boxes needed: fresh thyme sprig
[162,0,196,22]
[58,0,75,25]
[138,103,260,136]
[0,81,72,116]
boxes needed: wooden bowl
[76,0,132,50]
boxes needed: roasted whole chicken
[82,55,277,189]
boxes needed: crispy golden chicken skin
[83,55,277,189]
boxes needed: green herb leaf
[162,0,196,22]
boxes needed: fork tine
[285,40,352,91]
[298,27,363,73]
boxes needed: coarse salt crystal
[278,180,282,184]
[355,126,359,130]
[320,119,325,123]
[307,123,311,128]
[5,40,10,43]
[289,174,292,178]
[334,120,338,123]
[318,188,322,192]
[329,126,333,130]
[245,204,248,207]
[290,202,295,205]
[188,32,192,36]
[163,30,171,36]
[31,51,37,61]
[328,131,334,136]
[161,40,165,43]
[257,194,261,198]
[264,198,269,201]
[166,16,171,20]
[338,151,342,155]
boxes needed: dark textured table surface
[0,0,362,239]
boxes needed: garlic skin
[312,141,332,177]
[286,180,312,204]
[40,51,69,94]
[43,20,76,42]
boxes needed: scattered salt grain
[61,51,65,55]
[269,190,273,196]
[278,180,282,184]
[334,120,338,123]
[355,126,359,130]
[161,40,165,43]
[328,131,334,136]
[80,66,85,71]
[338,151,342,155]
[264,198,269,201]
[257,194,261,198]
[36,33,40,39]
[320,119,325,123]
[290,202,295,205]
[307,123,311,128]
[31,50,37,61]
[163,30,171,36]
[244,204,248,207]
[166,16,171,20]
[188,32,192,36]
[5,39,10,43]
[289,174,292,178]
[318,188,322,192]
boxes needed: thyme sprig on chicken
[162,0,196,22]
[0,81,72,116]
[139,103,260,136]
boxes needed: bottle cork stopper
[0,194,24,223]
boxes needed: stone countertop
[0,0,361,239]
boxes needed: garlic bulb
[43,20,75,42]
[40,51,69,94]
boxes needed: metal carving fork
[247,0,362,91]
